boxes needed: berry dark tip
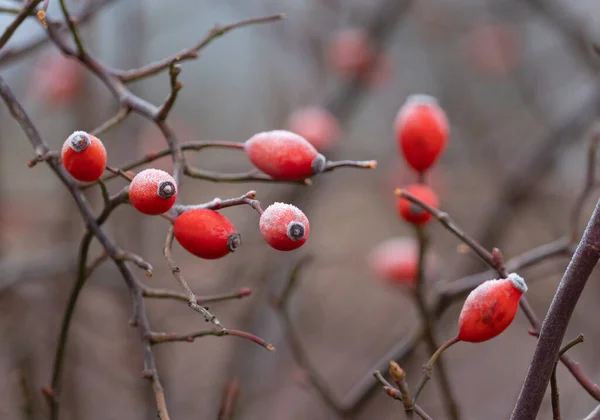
[157,180,176,199]
[311,153,326,175]
[69,133,90,152]
[227,233,242,252]
[287,222,305,241]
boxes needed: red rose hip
[394,94,449,173]
[61,131,107,182]
[174,209,241,259]
[244,130,326,181]
[368,237,419,286]
[458,273,527,343]
[260,202,310,251]
[286,106,341,152]
[397,184,439,225]
[129,169,178,215]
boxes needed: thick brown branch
[511,199,600,419]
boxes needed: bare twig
[272,256,344,416]
[570,126,600,242]
[551,334,585,420]
[373,371,433,420]
[140,285,251,305]
[512,200,600,419]
[91,107,131,137]
[0,0,43,49]
[156,63,183,121]
[150,328,274,351]
[174,190,263,215]
[114,14,286,83]
[412,226,459,420]
[163,225,220,325]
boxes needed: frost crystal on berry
[507,273,527,293]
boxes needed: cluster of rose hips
[60,129,325,258]
[367,94,527,349]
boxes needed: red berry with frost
[394,94,449,173]
[286,106,341,152]
[259,203,310,251]
[397,184,438,225]
[458,273,527,343]
[129,169,177,215]
[61,131,107,182]
[174,209,241,259]
[244,130,326,181]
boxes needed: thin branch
[0,0,43,49]
[156,63,182,121]
[412,226,459,420]
[115,14,286,83]
[184,158,376,184]
[551,334,585,420]
[88,141,245,185]
[150,328,274,351]
[163,225,221,325]
[373,371,432,420]
[58,0,84,55]
[511,199,600,419]
[272,256,344,416]
[91,107,131,137]
[570,126,600,242]
[173,190,263,215]
[140,285,251,305]
[0,0,117,66]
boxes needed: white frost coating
[245,130,316,153]
[459,279,499,322]
[131,168,177,193]
[260,202,306,233]
[63,130,90,154]
[507,273,527,293]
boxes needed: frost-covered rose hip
[129,169,177,215]
[259,203,310,251]
[458,273,527,343]
[397,184,439,225]
[394,95,449,173]
[286,106,341,152]
[61,131,107,182]
[244,130,326,181]
[174,209,241,259]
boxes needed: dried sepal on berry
[61,131,107,182]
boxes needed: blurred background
[1,0,600,419]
